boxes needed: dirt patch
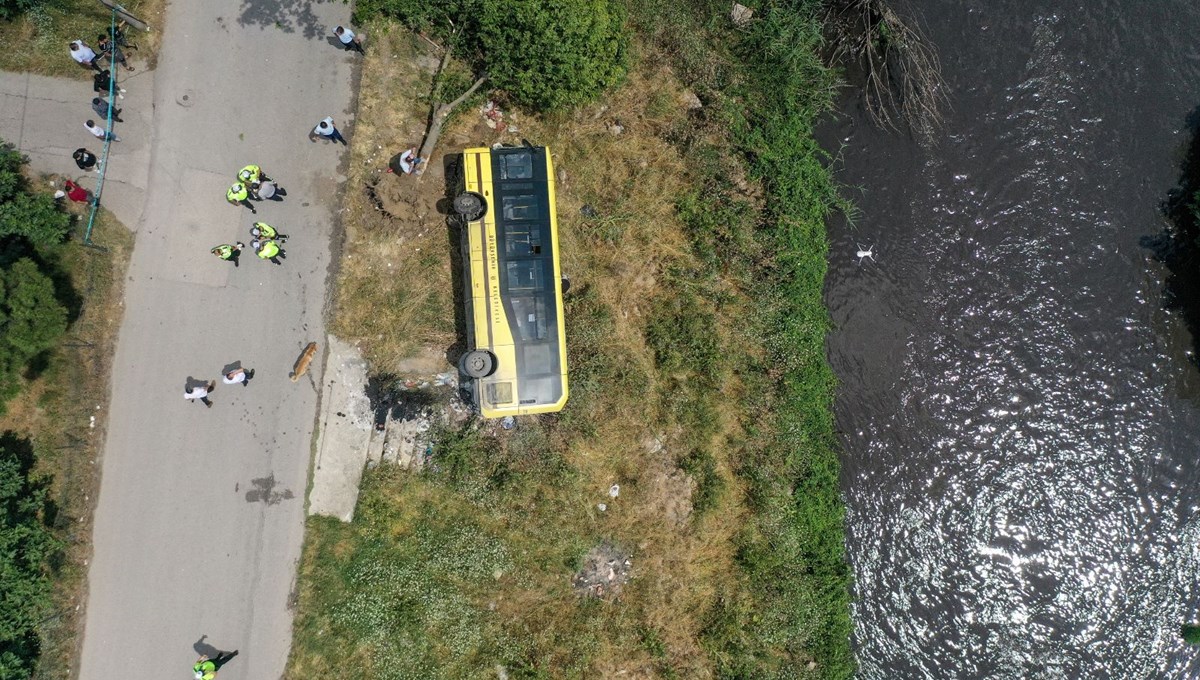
[572,542,633,600]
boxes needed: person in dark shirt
[92,69,126,99]
[73,148,98,172]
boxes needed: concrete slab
[309,335,372,522]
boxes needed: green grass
[291,0,856,676]
[0,0,163,76]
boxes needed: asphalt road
[78,1,356,677]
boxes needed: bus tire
[453,192,487,222]
[461,350,495,378]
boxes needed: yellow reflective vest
[227,183,248,202]
[257,240,280,259]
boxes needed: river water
[822,1,1200,676]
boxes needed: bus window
[502,193,543,222]
[504,223,543,256]
[498,151,534,179]
[511,296,549,341]
[506,260,545,292]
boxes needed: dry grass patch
[297,20,760,679]
[0,0,164,76]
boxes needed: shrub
[477,0,628,111]
[0,0,50,21]
[0,259,69,406]
[0,146,70,246]
[359,0,629,112]
[0,434,60,680]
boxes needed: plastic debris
[501,416,516,430]
[609,484,620,498]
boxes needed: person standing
[223,367,254,387]
[309,116,347,145]
[92,69,126,99]
[97,33,134,71]
[68,41,102,72]
[237,164,268,185]
[73,148,98,172]
[84,120,119,142]
[226,183,256,213]
[250,222,288,242]
[253,238,284,265]
[91,97,123,123]
[193,650,238,679]
[184,380,215,408]
[334,25,365,54]
[211,242,244,266]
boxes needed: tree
[0,146,70,246]
[477,0,628,111]
[0,0,50,21]
[0,259,68,405]
[0,434,59,679]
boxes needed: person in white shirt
[184,380,215,408]
[309,116,347,145]
[84,120,119,142]
[334,25,365,54]
[223,367,254,387]
[68,41,101,72]
[397,147,422,174]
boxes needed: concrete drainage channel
[308,335,468,521]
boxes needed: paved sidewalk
[0,69,152,228]
[76,2,358,678]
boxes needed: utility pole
[95,0,151,32]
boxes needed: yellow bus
[454,145,568,418]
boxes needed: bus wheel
[453,192,487,222]
[461,350,495,378]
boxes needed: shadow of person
[192,634,219,658]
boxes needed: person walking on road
[84,120,119,142]
[223,367,254,387]
[211,242,244,266]
[68,40,102,72]
[250,222,288,243]
[193,650,239,679]
[309,116,347,145]
[184,380,215,408]
[91,97,123,123]
[92,69,126,99]
[334,25,365,54]
[226,183,256,214]
[253,238,285,265]
[73,147,98,172]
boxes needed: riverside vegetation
[0,143,131,679]
[289,0,856,677]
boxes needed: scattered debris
[572,542,633,599]
[607,120,624,136]
[608,484,620,498]
[597,503,607,512]
[681,90,702,110]
[501,415,515,430]
[580,204,599,218]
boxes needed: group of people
[215,165,291,266]
[57,26,137,207]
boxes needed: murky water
[823,1,1200,676]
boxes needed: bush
[477,0,628,110]
[0,434,60,680]
[0,0,49,21]
[0,259,69,406]
[359,0,629,112]
[0,146,70,246]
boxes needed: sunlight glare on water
[823,1,1200,677]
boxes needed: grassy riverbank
[289,0,852,676]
